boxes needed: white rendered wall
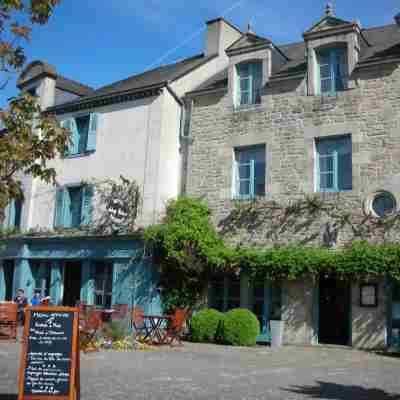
[28,95,169,230]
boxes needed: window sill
[232,103,263,113]
[63,151,95,160]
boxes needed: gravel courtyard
[0,342,399,400]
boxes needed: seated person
[31,290,42,306]
[14,288,28,324]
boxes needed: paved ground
[0,341,399,399]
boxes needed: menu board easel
[18,306,80,400]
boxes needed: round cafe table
[142,315,171,344]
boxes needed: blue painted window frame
[2,199,22,230]
[316,47,347,95]
[235,61,262,107]
[61,113,98,157]
[54,184,93,229]
[233,145,266,200]
[315,135,352,193]
[93,261,114,309]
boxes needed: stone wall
[351,279,387,349]
[185,62,400,248]
[185,59,400,348]
[281,279,315,345]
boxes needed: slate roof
[188,23,400,94]
[56,75,94,96]
[49,53,215,112]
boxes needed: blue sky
[0,0,398,107]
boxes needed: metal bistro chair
[163,309,188,347]
[0,302,18,341]
[131,307,150,342]
[80,309,103,352]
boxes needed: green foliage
[191,308,224,343]
[222,309,260,347]
[145,197,230,311]
[103,321,128,342]
[145,197,400,314]
[0,0,65,221]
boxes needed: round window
[371,192,397,218]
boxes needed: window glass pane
[317,136,351,191]
[240,78,250,91]
[373,193,396,217]
[254,161,265,196]
[320,63,330,79]
[321,78,332,93]
[239,180,250,196]
[337,152,352,190]
[240,92,250,105]
[94,262,113,308]
[235,146,266,197]
[69,187,83,228]
[237,63,250,78]
[75,115,90,153]
[238,164,251,180]
[319,155,334,173]
[320,172,334,190]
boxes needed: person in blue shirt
[31,290,42,306]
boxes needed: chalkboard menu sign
[18,307,80,400]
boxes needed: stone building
[0,19,242,312]
[183,6,400,348]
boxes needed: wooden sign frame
[18,306,80,400]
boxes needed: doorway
[3,260,14,301]
[63,262,82,306]
[319,275,350,345]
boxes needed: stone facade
[184,17,400,349]
[185,62,400,247]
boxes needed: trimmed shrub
[222,308,260,346]
[191,308,224,343]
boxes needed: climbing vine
[145,196,400,310]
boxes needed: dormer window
[236,61,262,107]
[316,47,347,95]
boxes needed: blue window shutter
[14,200,22,229]
[62,188,72,228]
[250,159,255,198]
[81,185,94,226]
[232,159,239,198]
[315,53,321,95]
[333,151,339,192]
[8,201,16,229]
[316,151,321,192]
[54,188,65,228]
[86,113,98,152]
[235,66,240,108]
[61,119,76,155]
[252,62,262,104]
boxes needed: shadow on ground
[0,395,17,400]
[284,381,400,400]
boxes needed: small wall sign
[360,284,378,307]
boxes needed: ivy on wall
[144,196,400,298]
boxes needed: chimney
[205,18,242,56]
[17,61,57,109]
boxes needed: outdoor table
[101,309,115,323]
[142,314,171,344]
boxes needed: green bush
[191,308,224,343]
[222,308,260,346]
